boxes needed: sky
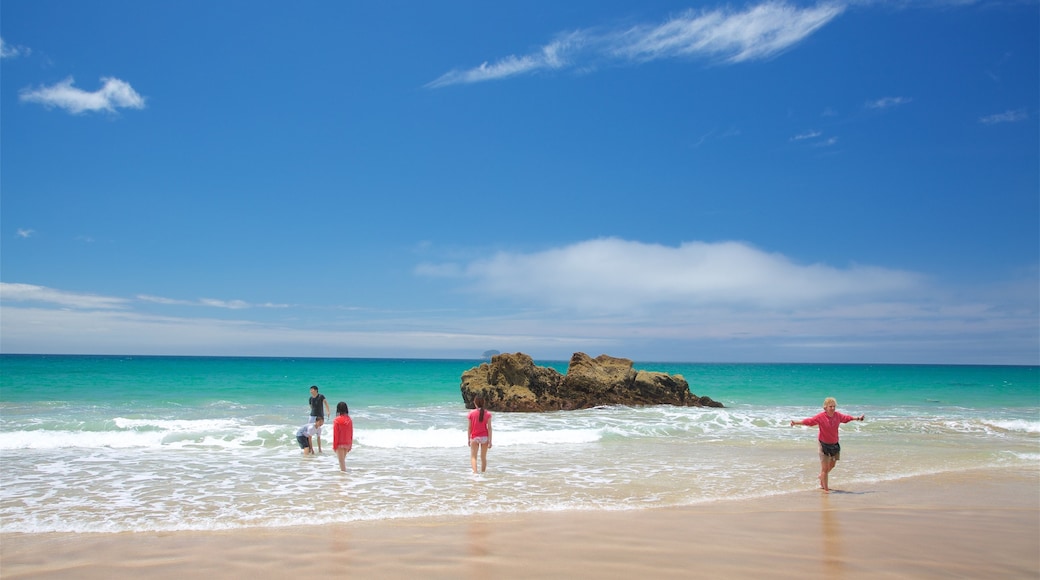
[1,0,1037,364]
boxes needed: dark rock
[460,352,724,412]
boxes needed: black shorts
[819,441,841,458]
[297,435,311,449]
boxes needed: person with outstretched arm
[791,397,864,492]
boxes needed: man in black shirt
[308,385,330,451]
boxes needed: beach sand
[3,467,1037,579]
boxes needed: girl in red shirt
[332,401,353,472]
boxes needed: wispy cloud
[0,37,30,59]
[866,96,912,110]
[137,294,288,309]
[979,109,1029,124]
[791,129,837,147]
[0,305,593,359]
[791,130,822,141]
[614,2,844,63]
[137,295,194,306]
[16,229,34,238]
[0,283,129,310]
[691,127,743,148]
[0,286,287,312]
[200,298,253,310]
[20,76,146,114]
[428,38,577,87]
[427,1,846,88]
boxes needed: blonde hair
[823,397,837,407]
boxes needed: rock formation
[460,352,724,412]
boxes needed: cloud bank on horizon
[3,238,1034,363]
[426,1,846,88]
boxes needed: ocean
[1,354,1037,534]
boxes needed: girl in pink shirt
[791,397,865,492]
[468,396,492,474]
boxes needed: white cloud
[138,294,289,309]
[0,37,30,59]
[20,76,146,114]
[792,130,822,141]
[979,109,1029,124]
[16,229,34,238]
[0,283,129,310]
[427,36,579,88]
[866,96,912,109]
[199,298,251,310]
[427,1,845,87]
[615,2,844,64]
[431,238,923,313]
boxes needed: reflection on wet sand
[467,519,490,580]
[821,496,843,577]
[468,520,489,558]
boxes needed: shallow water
[1,355,1036,532]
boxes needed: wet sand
[3,467,1037,579]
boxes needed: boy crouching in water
[296,417,324,455]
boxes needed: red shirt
[468,408,491,438]
[333,415,353,449]
[801,411,854,444]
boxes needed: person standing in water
[467,396,492,474]
[308,385,330,422]
[332,401,353,472]
[790,397,865,492]
[308,385,330,450]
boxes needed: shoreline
[3,467,1037,579]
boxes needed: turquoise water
[1,355,1037,533]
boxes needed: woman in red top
[791,397,864,492]
[332,401,354,472]
[467,396,492,474]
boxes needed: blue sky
[1,0,1037,364]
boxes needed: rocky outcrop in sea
[460,352,724,412]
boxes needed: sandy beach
[3,467,1037,579]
